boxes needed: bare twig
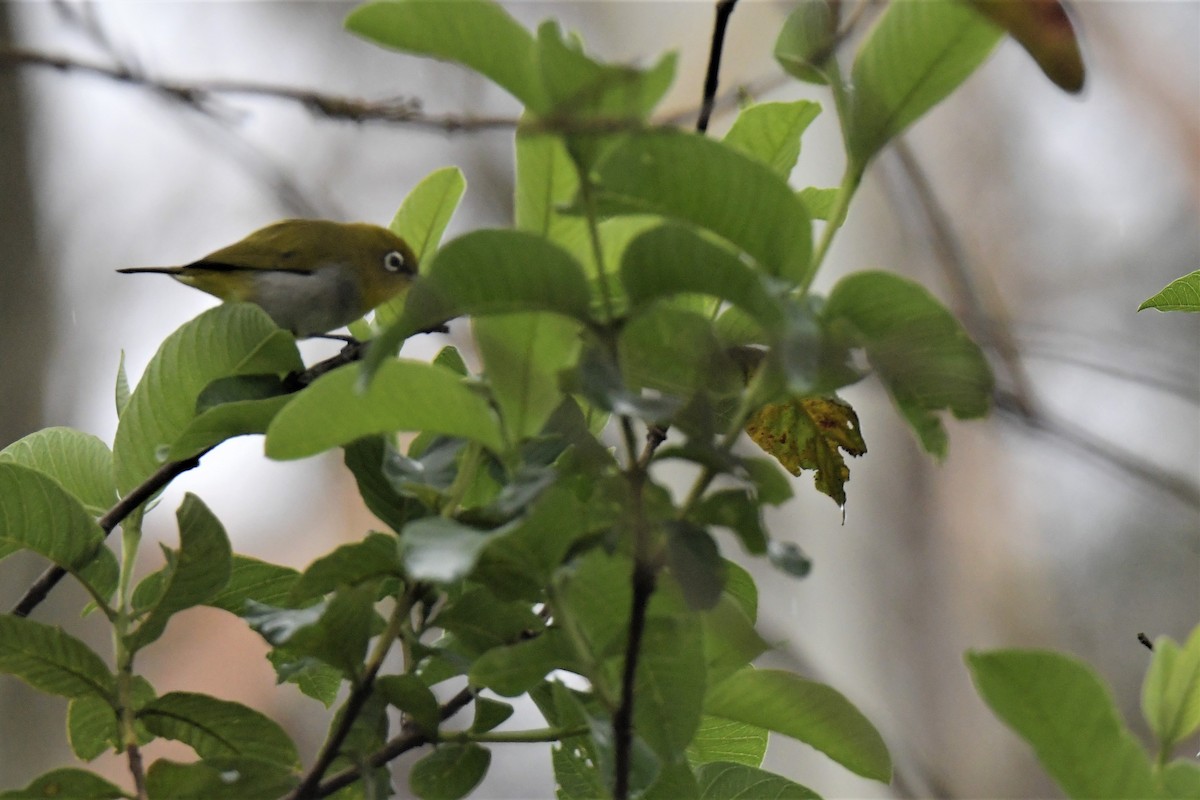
[696,0,740,133]
[1137,632,1154,651]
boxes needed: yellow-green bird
[117,219,418,337]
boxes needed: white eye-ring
[383,250,407,273]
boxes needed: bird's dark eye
[383,250,407,273]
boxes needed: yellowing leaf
[964,0,1085,93]
[745,396,866,507]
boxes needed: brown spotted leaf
[745,396,866,507]
[964,0,1085,93]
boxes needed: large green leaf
[0,427,115,516]
[697,762,820,799]
[722,100,821,177]
[474,312,582,441]
[365,230,593,376]
[774,0,838,85]
[287,532,401,604]
[0,615,115,700]
[967,649,1157,798]
[144,758,297,800]
[346,0,547,112]
[410,743,491,800]
[705,668,891,782]
[113,304,301,493]
[139,691,298,767]
[686,717,768,768]
[848,0,1003,167]
[0,769,127,800]
[620,224,786,330]
[266,359,504,459]
[205,556,298,614]
[399,517,496,584]
[0,462,118,599]
[823,270,992,458]
[593,132,813,285]
[126,494,232,652]
[1139,270,1200,313]
[377,166,467,327]
[634,615,706,762]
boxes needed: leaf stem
[438,724,590,744]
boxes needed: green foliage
[1,0,1105,797]
[964,652,1200,800]
[1139,270,1200,313]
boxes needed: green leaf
[1162,761,1200,799]
[343,437,422,533]
[0,427,116,516]
[206,556,298,614]
[367,229,594,376]
[740,458,794,507]
[168,381,292,461]
[139,691,298,767]
[514,133,588,266]
[691,490,768,555]
[469,629,579,697]
[967,649,1156,798]
[410,743,491,800]
[797,186,839,221]
[0,462,118,600]
[697,762,821,799]
[635,615,707,762]
[594,132,813,285]
[436,587,543,655]
[474,312,582,441]
[848,0,1003,167]
[1139,270,1200,313]
[472,697,514,733]
[0,615,115,700]
[115,351,132,418]
[664,522,727,610]
[744,395,866,507]
[1143,624,1200,758]
[556,550,632,658]
[288,532,401,604]
[250,586,377,678]
[126,493,232,651]
[377,674,440,735]
[346,0,547,112]
[687,717,768,768]
[400,517,494,584]
[619,305,742,400]
[0,769,129,800]
[823,271,993,458]
[266,359,505,459]
[774,0,839,85]
[643,761,701,800]
[702,596,769,685]
[620,224,787,330]
[113,304,301,493]
[377,167,468,327]
[706,668,891,782]
[392,166,466,266]
[68,694,119,760]
[266,649,341,708]
[144,757,297,800]
[723,100,821,177]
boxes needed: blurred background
[0,1,1196,797]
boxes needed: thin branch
[10,445,211,617]
[313,686,476,799]
[125,741,147,800]
[696,0,739,133]
[1138,632,1154,652]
